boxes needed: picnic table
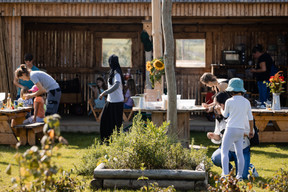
[133,106,205,147]
[0,107,32,145]
[252,108,288,143]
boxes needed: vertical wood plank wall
[1,3,288,17]
[0,16,20,95]
[23,23,145,112]
[1,2,288,110]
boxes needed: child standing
[124,78,136,109]
[220,78,254,180]
[23,85,45,124]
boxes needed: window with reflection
[102,38,132,68]
[176,39,206,68]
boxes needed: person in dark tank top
[250,44,273,108]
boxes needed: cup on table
[14,100,18,109]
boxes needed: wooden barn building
[0,0,288,115]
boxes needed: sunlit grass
[0,131,287,191]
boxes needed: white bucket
[131,94,145,109]
[0,92,5,101]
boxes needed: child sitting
[18,87,33,107]
[124,78,136,109]
[23,85,45,124]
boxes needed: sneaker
[257,104,266,109]
[266,100,272,104]
[236,175,243,181]
[249,164,259,178]
[255,100,262,105]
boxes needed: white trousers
[221,127,244,179]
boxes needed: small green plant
[54,169,85,192]
[5,114,85,192]
[77,113,210,175]
[264,167,288,191]
[207,168,256,192]
[138,163,176,192]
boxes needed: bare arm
[251,62,266,73]
[25,82,46,99]
[207,132,221,141]
[249,120,254,139]
[33,101,39,122]
[13,72,25,89]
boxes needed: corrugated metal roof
[0,0,287,3]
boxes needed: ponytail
[15,64,31,78]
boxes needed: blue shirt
[17,65,39,96]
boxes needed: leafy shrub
[76,113,210,175]
[6,114,85,192]
[207,168,256,192]
[263,168,288,191]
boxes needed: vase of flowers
[146,58,165,88]
[266,71,285,110]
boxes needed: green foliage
[140,182,176,192]
[207,168,256,192]
[76,113,210,176]
[6,114,85,192]
[54,169,86,192]
[264,167,288,191]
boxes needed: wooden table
[252,108,288,143]
[133,106,205,147]
[0,107,32,145]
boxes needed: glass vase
[272,93,281,110]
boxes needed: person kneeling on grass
[207,91,259,179]
[23,85,45,124]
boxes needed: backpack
[270,63,279,76]
[249,120,260,147]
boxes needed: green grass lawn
[0,131,287,191]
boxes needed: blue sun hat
[226,78,246,93]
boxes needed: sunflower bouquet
[146,58,165,88]
[266,71,286,94]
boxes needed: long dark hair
[96,77,107,92]
[126,78,136,96]
[15,64,31,78]
[108,54,124,87]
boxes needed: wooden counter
[133,106,206,147]
[252,108,288,143]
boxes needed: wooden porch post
[142,17,152,89]
[152,0,163,94]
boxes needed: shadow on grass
[61,132,100,149]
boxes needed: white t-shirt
[107,73,124,103]
[222,95,253,129]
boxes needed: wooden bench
[14,122,44,146]
[88,99,103,122]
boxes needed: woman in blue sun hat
[220,78,254,180]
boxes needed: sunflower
[153,59,165,71]
[146,61,152,72]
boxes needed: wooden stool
[123,109,134,122]
[88,99,103,122]
[14,122,44,145]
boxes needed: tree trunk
[162,0,177,136]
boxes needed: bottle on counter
[156,90,161,102]
[7,93,11,109]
